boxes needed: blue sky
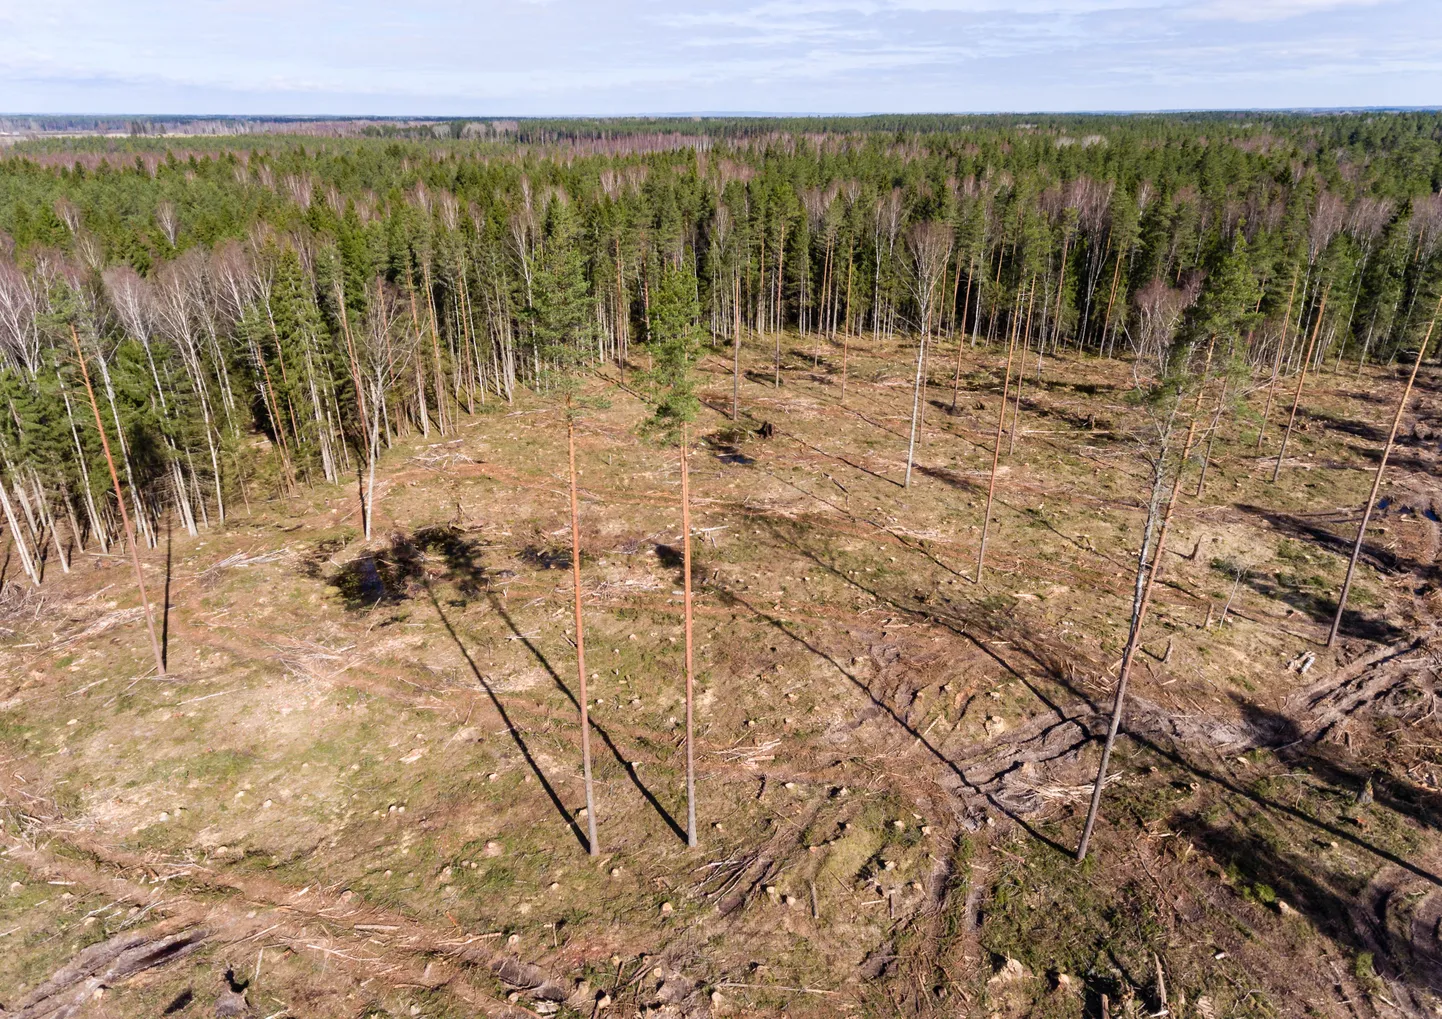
[1,0,1437,115]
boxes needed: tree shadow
[423,583,589,853]
[1337,387,1396,409]
[1306,407,1389,444]
[746,513,1442,884]
[1237,502,1432,578]
[1239,566,1409,645]
[913,463,986,495]
[1177,813,1442,1002]
[1126,726,1442,890]
[1233,697,1442,837]
[328,526,488,611]
[483,592,689,844]
[1017,393,1117,434]
[779,429,903,487]
[706,551,1074,858]
[654,543,706,586]
[702,429,757,466]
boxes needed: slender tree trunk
[681,421,698,848]
[364,374,382,541]
[71,326,165,678]
[1329,292,1442,646]
[1051,232,1071,353]
[977,286,1024,583]
[0,475,37,585]
[567,400,599,855]
[1272,288,1329,483]
[1257,269,1300,448]
[1195,374,1230,498]
[904,323,928,488]
[732,271,742,421]
[841,246,854,404]
[1008,281,1038,455]
[422,262,448,435]
[30,471,70,573]
[952,252,977,411]
[1097,245,1121,356]
[1076,429,1185,862]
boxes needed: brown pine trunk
[422,261,448,435]
[681,421,698,847]
[1051,233,1071,353]
[1195,375,1230,498]
[615,240,627,384]
[1099,253,1123,357]
[71,326,165,678]
[773,227,786,387]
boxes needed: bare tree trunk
[364,374,382,541]
[952,252,977,411]
[977,285,1025,583]
[1257,269,1300,449]
[904,325,928,489]
[567,400,599,855]
[1098,253,1123,359]
[1076,436,1183,862]
[71,326,165,678]
[841,245,854,404]
[681,421,698,848]
[422,261,448,435]
[0,475,37,585]
[1272,288,1329,483]
[1195,375,1230,498]
[1008,282,1038,455]
[732,272,741,422]
[1329,292,1442,646]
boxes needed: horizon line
[4,106,1442,122]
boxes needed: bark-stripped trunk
[567,399,599,855]
[1329,292,1442,645]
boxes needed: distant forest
[0,111,1440,579]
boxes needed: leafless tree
[903,221,953,487]
[54,197,82,235]
[155,200,179,246]
[0,259,41,374]
[103,266,167,409]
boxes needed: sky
[0,0,1438,116]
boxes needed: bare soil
[3,332,1441,1018]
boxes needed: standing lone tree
[642,261,704,848]
[533,196,602,855]
[1076,240,1252,862]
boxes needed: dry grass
[2,331,1441,1017]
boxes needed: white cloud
[0,0,1435,114]
[1187,0,1390,21]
